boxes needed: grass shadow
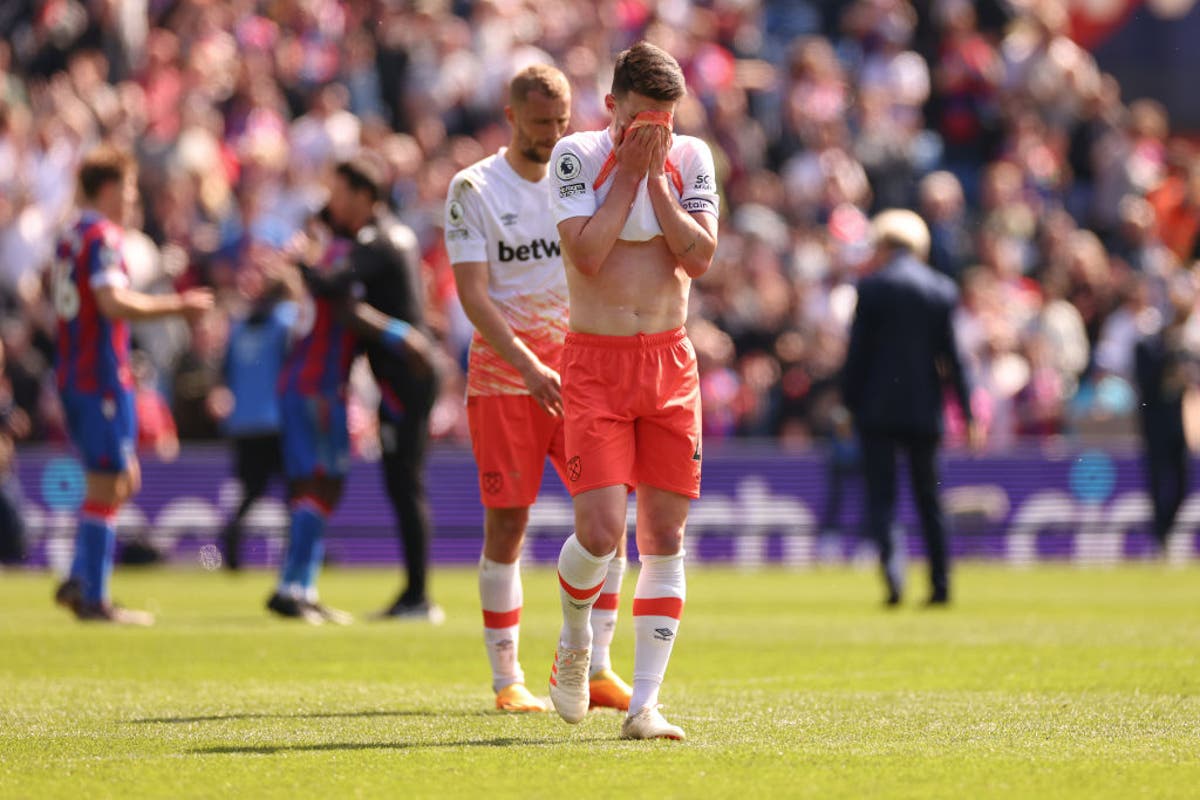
[131,709,492,724]
[192,737,558,754]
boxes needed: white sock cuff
[603,556,627,586]
[637,550,685,565]
[563,533,617,565]
[480,556,520,576]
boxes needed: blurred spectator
[0,336,30,563]
[170,309,227,441]
[208,255,294,571]
[131,350,178,463]
[1135,275,1200,551]
[930,0,1002,204]
[919,170,974,280]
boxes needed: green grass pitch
[1,563,1198,799]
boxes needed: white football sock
[630,551,686,714]
[556,533,615,650]
[479,557,524,691]
[589,556,626,675]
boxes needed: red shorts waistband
[564,326,687,350]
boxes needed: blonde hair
[871,209,931,261]
[510,63,570,106]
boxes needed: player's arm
[94,285,212,322]
[453,260,562,416]
[557,177,639,276]
[556,130,653,276]
[341,297,435,379]
[87,236,213,321]
[840,280,873,411]
[205,331,235,423]
[646,130,718,278]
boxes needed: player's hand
[647,125,670,182]
[206,386,234,421]
[6,406,31,440]
[179,288,214,321]
[614,125,655,182]
[284,231,323,266]
[401,326,437,380]
[521,359,563,418]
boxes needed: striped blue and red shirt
[278,238,359,397]
[53,211,133,395]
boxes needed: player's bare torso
[564,236,690,336]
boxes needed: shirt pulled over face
[549,128,719,243]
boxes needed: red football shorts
[466,393,567,508]
[561,326,702,498]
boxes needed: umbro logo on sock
[568,600,591,610]
[653,627,675,641]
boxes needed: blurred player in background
[548,43,719,740]
[208,247,297,571]
[267,176,435,624]
[52,144,213,624]
[446,64,632,712]
[309,155,442,623]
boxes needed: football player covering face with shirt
[445,65,633,714]
[547,42,720,740]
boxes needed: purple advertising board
[11,441,1200,571]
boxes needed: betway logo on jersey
[498,239,561,262]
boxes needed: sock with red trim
[556,533,615,650]
[630,551,686,713]
[479,556,524,691]
[589,556,626,675]
[71,501,119,604]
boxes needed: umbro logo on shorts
[567,456,581,482]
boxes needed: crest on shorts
[555,152,582,182]
[448,200,466,228]
[482,471,504,494]
[566,456,581,482]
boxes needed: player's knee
[636,506,687,554]
[574,507,625,555]
[486,507,529,543]
[637,526,683,556]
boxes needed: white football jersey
[444,149,569,397]
[549,129,720,242]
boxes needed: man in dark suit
[841,210,979,606]
[1134,276,1198,553]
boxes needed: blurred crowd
[2,0,1199,459]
